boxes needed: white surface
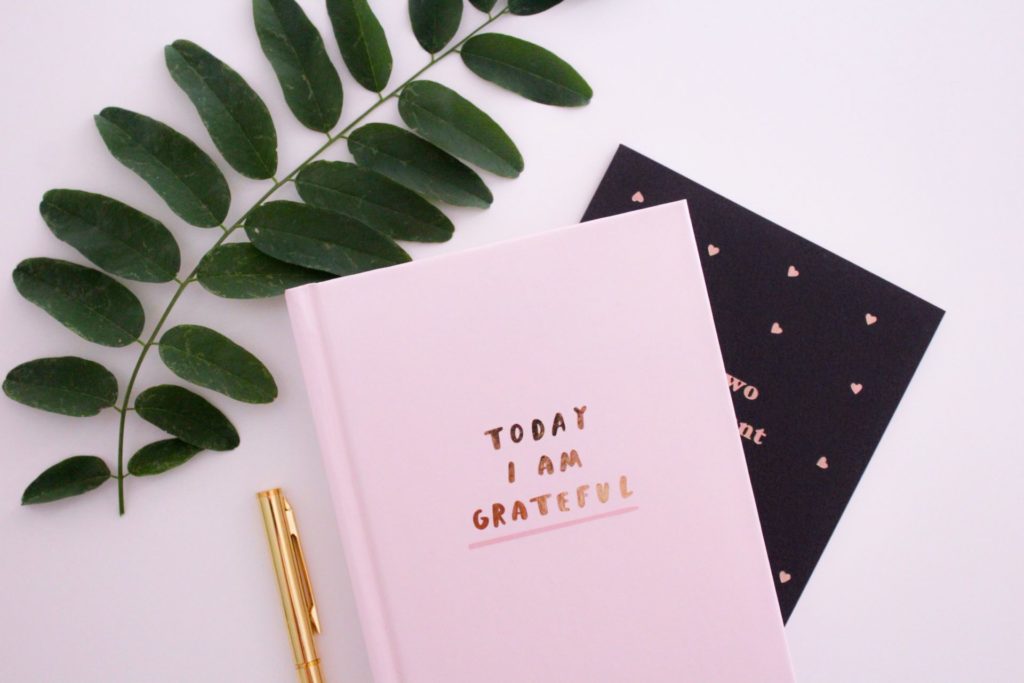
[0,1,1020,681]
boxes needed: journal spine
[286,286,402,682]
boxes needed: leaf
[296,161,453,242]
[408,0,462,54]
[508,0,564,15]
[13,258,145,347]
[468,0,497,12]
[39,189,180,283]
[461,33,592,107]
[327,0,392,92]
[254,0,343,133]
[245,201,411,276]
[3,357,118,417]
[135,385,240,451]
[348,123,492,207]
[94,107,231,227]
[158,324,278,404]
[165,40,278,179]
[197,243,331,299]
[128,439,203,476]
[399,80,523,178]
[22,455,111,505]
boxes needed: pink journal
[286,201,794,682]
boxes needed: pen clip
[283,495,321,635]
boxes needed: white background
[1,1,1021,681]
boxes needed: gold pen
[258,488,326,683]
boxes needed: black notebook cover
[582,145,944,622]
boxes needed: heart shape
[787,265,799,277]
[816,456,829,470]
[631,191,645,203]
[771,322,783,335]
[865,313,878,326]
[707,244,720,256]
[779,571,791,584]
[850,383,863,395]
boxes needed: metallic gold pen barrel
[258,488,326,683]
[298,659,326,683]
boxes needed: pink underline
[468,505,640,550]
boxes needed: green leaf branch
[6,0,590,514]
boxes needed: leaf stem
[112,7,509,515]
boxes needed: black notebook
[582,145,944,621]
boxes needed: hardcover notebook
[583,146,945,622]
[287,202,794,682]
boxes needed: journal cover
[583,146,945,622]
[286,202,793,682]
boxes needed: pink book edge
[286,286,403,682]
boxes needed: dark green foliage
[95,107,231,226]
[22,456,111,505]
[4,357,118,417]
[348,123,493,207]
[11,1,592,511]
[327,0,393,92]
[165,40,278,179]
[461,33,593,107]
